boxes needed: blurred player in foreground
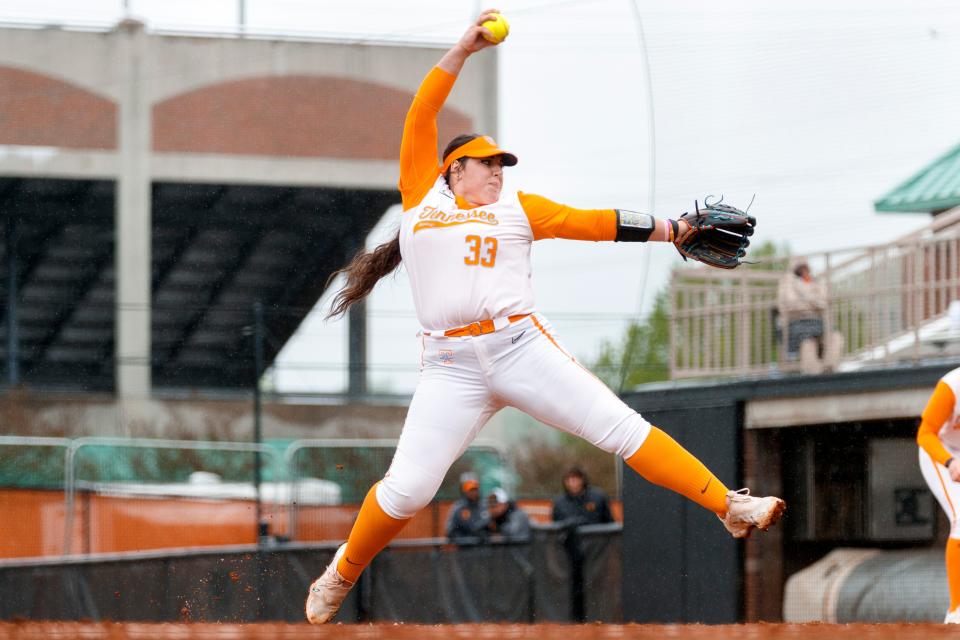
[917,365,960,624]
[305,10,785,624]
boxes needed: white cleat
[945,608,960,624]
[305,543,355,624]
[720,488,786,539]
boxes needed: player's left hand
[675,218,695,245]
[948,458,960,482]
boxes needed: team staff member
[305,11,785,624]
[445,475,488,544]
[552,466,614,527]
[917,365,960,624]
[485,488,531,542]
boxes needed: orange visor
[440,135,518,175]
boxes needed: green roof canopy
[875,143,960,213]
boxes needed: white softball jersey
[399,176,535,332]
[936,367,960,453]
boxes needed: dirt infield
[1,623,958,640]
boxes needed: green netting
[0,439,513,504]
[0,444,68,489]
[288,445,511,503]
[71,444,281,485]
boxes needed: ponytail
[327,232,402,318]
[328,133,479,318]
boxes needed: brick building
[0,20,498,436]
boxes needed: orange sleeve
[518,192,617,241]
[399,67,457,210]
[917,381,957,465]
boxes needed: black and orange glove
[675,199,756,269]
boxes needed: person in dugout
[485,487,531,541]
[552,466,614,527]
[445,474,488,544]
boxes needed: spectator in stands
[445,473,488,544]
[552,466,614,527]
[485,488,531,541]
[777,258,843,374]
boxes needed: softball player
[306,11,785,624]
[917,365,960,623]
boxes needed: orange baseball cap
[461,478,480,491]
[441,135,518,175]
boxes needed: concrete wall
[0,22,497,187]
[0,387,409,440]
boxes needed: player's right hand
[458,9,502,54]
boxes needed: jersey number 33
[464,235,498,267]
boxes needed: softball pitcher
[917,365,960,624]
[306,11,785,624]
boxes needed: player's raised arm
[399,10,504,209]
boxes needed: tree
[748,239,792,273]
[592,240,790,389]
[593,288,671,391]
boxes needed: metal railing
[671,211,960,379]
[62,437,288,555]
[0,434,508,558]
[284,438,508,541]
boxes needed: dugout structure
[620,359,960,623]
[0,20,498,396]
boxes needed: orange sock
[336,482,409,583]
[625,426,730,516]
[947,538,960,612]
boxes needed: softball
[481,13,509,44]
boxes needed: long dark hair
[327,133,480,318]
[327,236,403,318]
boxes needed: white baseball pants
[919,447,960,538]
[376,313,652,519]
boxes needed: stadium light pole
[613,0,658,502]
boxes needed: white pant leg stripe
[919,448,960,537]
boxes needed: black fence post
[563,526,585,622]
[252,301,267,544]
[5,217,19,385]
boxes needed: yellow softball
[481,13,510,44]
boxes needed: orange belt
[443,314,531,338]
